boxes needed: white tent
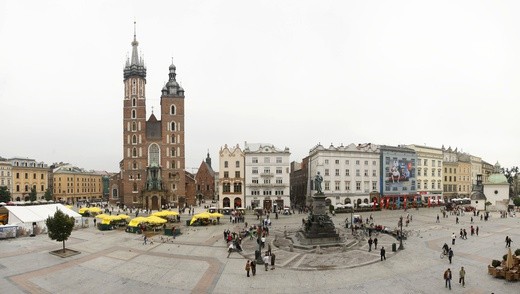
[5,204,82,230]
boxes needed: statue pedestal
[301,192,341,244]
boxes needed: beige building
[407,145,443,203]
[0,159,13,193]
[482,161,494,183]
[53,164,103,204]
[9,158,49,201]
[218,144,245,209]
[457,154,472,198]
[442,147,458,200]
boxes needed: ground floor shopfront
[245,196,290,212]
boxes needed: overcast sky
[1,0,519,172]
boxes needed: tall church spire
[124,22,146,80]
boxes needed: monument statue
[315,171,323,194]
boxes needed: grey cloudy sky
[1,0,519,172]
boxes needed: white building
[308,143,380,208]
[218,144,245,209]
[406,145,443,203]
[244,142,290,211]
[482,162,510,211]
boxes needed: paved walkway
[1,207,519,293]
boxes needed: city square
[0,206,518,293]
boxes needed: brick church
[110,25,189,210]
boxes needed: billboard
[387,159,413,183]
[382,155,416,194]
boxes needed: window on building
[276,178,282,184]
[335,181,340,191]
[324,181,330,190]
[264,168,270,174]
[224,161,228,168]
[324,169,329,176]
[372,181,377,191]
[335,169,340,176]
[432,170,435,176]
[223,183,230,193]
[132,147,137,157]
[364,170,368,176]
[364,161,368,165]
[170,105,176,115]
[356,160,360,165]
[276,157,282,163]
[345,160,350,165]
[264,179,271,184]
[324,159,329,164]
[132,135,137,144]
[264,157,270,163]
[424,159,428,166]
[170,122,176,131]
[345,181,350,191]
[276,168,282,174]
[356,170,360,176]
[364,181,369,192]
[235,161,240,168]
[25,173,28,179]
[335,159,339,164]
[356,181,361,191]
[235,171,240,178]
[432,182,435,189]
[372,161,376,165]
[133,182,137,192]
[345,169,350,176]
[252,168,258,174]
[252,157,258,163]
[418,182,421,189]
[233,183,242,193]
[252,178,258,184]
[224,171,229,178]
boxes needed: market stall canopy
[4,204,81,225]
[151,210,179,217]
[128,217,149,227]
[145,216,167,225]
[117,214,130,219]
[209,212,224,218]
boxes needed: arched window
[132,122,137,131]
[132,98,136,107]
[170,121,176,131]
[171,135,176,143]
[131,109,136,119]
[133,161,137,169]
[170,105,176,115]
[132,135,137,144]
[132,147,137,157]
[149,143,160,166]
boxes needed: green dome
[488,173,508,184]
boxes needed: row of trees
[0,186,53,203]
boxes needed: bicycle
[440,249,448,259]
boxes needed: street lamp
[398,215,404,250]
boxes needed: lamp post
[398,215,404,250]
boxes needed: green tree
[501,166,518,197]
[513,196,520,207]
[44,188,53,201]
[46,209,75,253]
[0,186,11,203]
[29,186,37,202]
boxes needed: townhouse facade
[52,164,103,203]
[219,144,245,209]
[9,158,49,201]
[244,142,291,211]
[308,143,380,208]
[407,145,443,203]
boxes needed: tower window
[132,122,137,131]
[132,147,137,157]
[170,105,176,115]
[132,98,136,107]
[131,109,136,119]
[132,135,137,144]
[170,121,176,131]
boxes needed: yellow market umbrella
[65,205,73,209]
[128,217,149,227]
[209,212,224,218]
[78,207,89,214]
[95,214,110,219]
[152,210,179,217]
[194,212,211,218]
[189,216,199,225]
[145,216,167,224]
[88,207,102,213]
[117,214,130,219]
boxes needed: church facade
[111,26,187,210]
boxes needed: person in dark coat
[270,253,276,270]
[380,247,386,261]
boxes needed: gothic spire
[124,21,146,80]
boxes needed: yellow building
[9,158,49,201]
[52,164,103,204]
[456,154,472,198]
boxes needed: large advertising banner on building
[383,157,416,192]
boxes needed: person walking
[374,237,378,249]
[448,248,454,264]
[270,253,276,270]
[459,266,465,287]
[263,253,270,271]
[436,214,440,223]
[227,242,234,258]
[452,233,456,245]
[368,237,373,252]
[380,246,386,261]
[444,268,452,290]
[143,235,148,245]
[456,216,459,224]
[245,260,251,277]
[251,260,256,276]
[476,226,479,236]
